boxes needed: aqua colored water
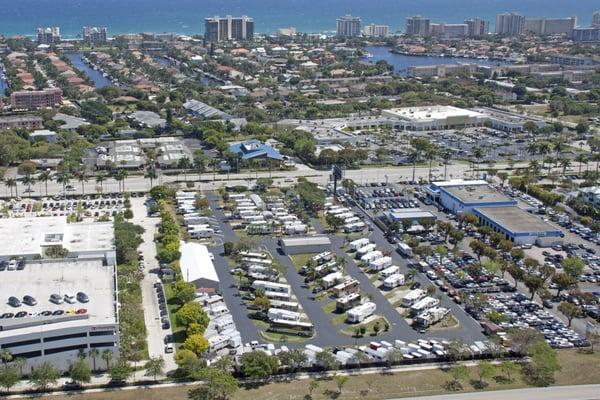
[0,0,596,37]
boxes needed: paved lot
[349,204,486,343]
[205,191,261,345]
[206,189,485,348]
[131,197,177,373]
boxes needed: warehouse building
[0,258,118,370]
[473,207,564,246]
[426,179,516,214]
[179,242,219,293]
[382,106,487,131]
[0,217,116,265]
[279,236,332,255]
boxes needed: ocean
[0,0,597,37]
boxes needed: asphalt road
[4,162,524,199]
[130,197,177,373]
[205,191,262,345]
[399,384,600,400]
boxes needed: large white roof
[0,217,114,258]
[179,242,219,285]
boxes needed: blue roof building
[229,140,284,161]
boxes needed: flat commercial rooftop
[474,207,560,234]
[280,236,332,246]
[443,185,514,205]
[0,217,114,258]
[384,106,484,121]
[0,259,117,337]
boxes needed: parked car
[8,296,21,307]
[22,295,37,306]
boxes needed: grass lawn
[289,253,318,269]
[259,330,312,343]
[321,301,337,314]
[430,315,460,330]
[164,283,187,345]
[331,312,348,326]
[46,350,600,400]
[340,316,389,337]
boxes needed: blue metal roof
[229,140,284,161]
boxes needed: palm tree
[95,172,107,193]
[145,166,158,189]
[5,178,17,197]
[0,349,12,365]
[426,147,437,183]
[529,159,541,176]
[77,171,89,195]
[472,147,485,177]
[559,158,571,174]
[22,175,36,197]
[575,153,588,175]
[113,170,128,192]
[38,170,52,196]
[77,348,87,360]
[441,149,452,180]
[101,349,113,370]
[543,156,554,175]
[56,172,72,195]
[89,348,100,372]
[410,149,419,183]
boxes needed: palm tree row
[2,168,133,198]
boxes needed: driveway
[131,196,177,373]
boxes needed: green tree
[68,358,92,386]
[183,334,209,356]
[30,362,60,391]
[334,375,349,394]
[447,364,469,391]
[522,340,561,386]
[557,302,583,327]
[188,368,239,400]
[144,356,165,382]
[315,351,340,371]
[551,273,576,297]
[277,349,307,372]
[477,361,495,387]
[500,360,519,382]
[176,301,209,330]
[109,359,133,383]
[325,213,344,232]
[561,256,585,278]
[239,350,279,379]
[172,280,197,305]
[0,365,20,393]
[102,349,113,370]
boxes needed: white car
[64,294,77,304]
[7,260,17,270]
[165,344,174,353]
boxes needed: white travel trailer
[347,302,376,323]
[344,222,365,233]
[349,238,370,251]
[410,296,440,315]
[383,273,405,289]
[357,243,377,256]
[360,250,383,263]
[415,307,450,327]
[369,256,392,272]
[268,308,301,322]
[402,289,426,307]
[380,265,400,279]
[397,242,413,258]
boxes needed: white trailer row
[382,273,405,289]
[402,289,426,307]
